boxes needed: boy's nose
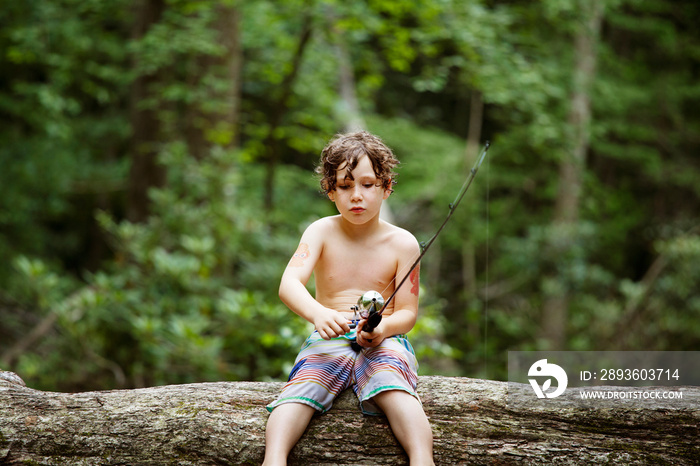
[351,185,362,199]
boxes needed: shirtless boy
[263,131,434,465]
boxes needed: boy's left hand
[356,319,386,348]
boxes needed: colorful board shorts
[266,323,420,416]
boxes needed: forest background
[1,0,698,392]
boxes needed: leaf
[542,379,552,392]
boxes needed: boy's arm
[279,220,351,340]
[357,233,421,347]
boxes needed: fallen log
[1,374,698,465]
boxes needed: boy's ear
[327,190,336,201]
[382,178,393,199]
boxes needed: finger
[339,319,351,333]
[328,321,344,336]
[359,329,374,340]
[361,323,377,337]
[363,322,377,335]
[357,319,367,332]
[357,332,374,348]
[360,338,375,348]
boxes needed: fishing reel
[350,291,384,322]
[350,290,384,352]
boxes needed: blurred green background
[1,0,698,392]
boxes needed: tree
[6,147,324,391]
[127,0,167,223]
[0,0,132,275]
[127,0,243,222]
[540,0,605,350]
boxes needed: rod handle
[362,311,382,334]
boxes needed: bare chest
[315,239,398,297]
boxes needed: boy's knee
[372,388,420,409]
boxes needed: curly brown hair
[316,131,399,195]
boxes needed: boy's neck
[337,212,384,239]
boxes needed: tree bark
[2,376,698,465]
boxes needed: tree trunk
[462,90,484,342]
[126,0,167,223]
[2,375,698,465]
[461,90,483,296]
[327,10,399,225]
[128,2,242,221]
[332,24,365,134]
[263,17,313,211]
[184,5,242,158]
[540,0,604,349]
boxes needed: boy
[263,131,434,465]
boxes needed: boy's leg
[373,390,435,466]
[264,331,357,464]
[262,402,316,466]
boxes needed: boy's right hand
[313,308,351,340]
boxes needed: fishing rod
[350,141,491,351]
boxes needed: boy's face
[327,155,390,224]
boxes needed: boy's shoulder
[380,221,420,253]
[304,216,418,250]
[304,215,339,234]
[299,216,339,245]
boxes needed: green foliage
[0,0,130,279]
[12,145,318,390]
[2,0,699,390]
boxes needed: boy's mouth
[350,207,365,213]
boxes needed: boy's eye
[336,181,377,190]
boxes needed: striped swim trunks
[266,325,419,416]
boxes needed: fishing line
[356,142,491,336]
